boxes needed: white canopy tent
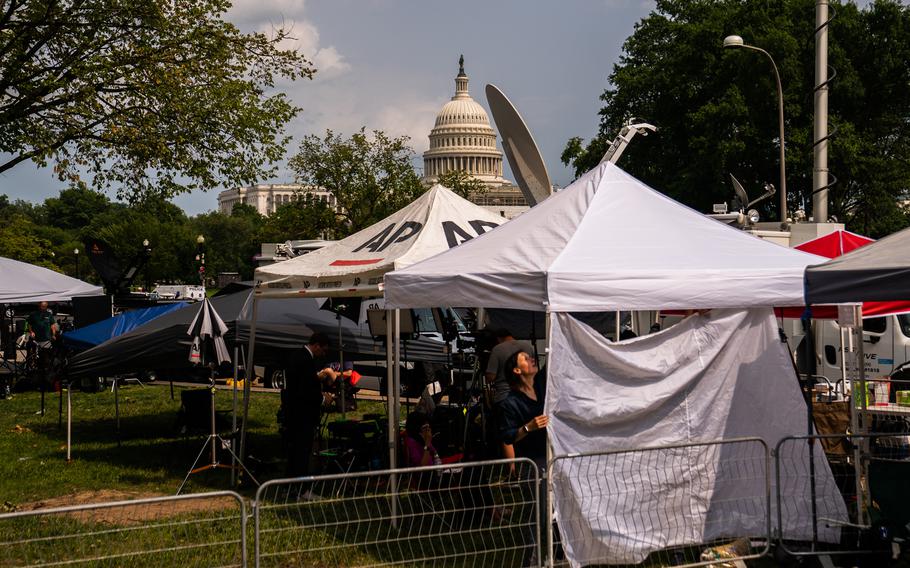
[385,161,820,311]
[245,185,508,469]
[0,257,103,303]
[256,185,505,297]
[384,162,839,565]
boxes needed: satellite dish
[729,173,777,210]
[485,84,552,206]
[730,174,749,211]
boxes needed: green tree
[288,129,426,236]
[0,214,58,268]
[0,0,314,201]
[562,0,910,237]
[259,193,336,243]
[44,188,112,230]
[192,210,263,280]
[435,169,488,199]
[85,206,194,285]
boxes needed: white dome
[434,98,493,128]
[422,56,510,188]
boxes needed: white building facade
[217,184,339,216]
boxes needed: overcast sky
[0,1,664,214]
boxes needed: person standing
[498,350,548,468]
[485,329,533,462]
[27,301,57,344]
[283,332,339,482]
[26,301,58,387]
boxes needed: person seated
[404,411,440,467]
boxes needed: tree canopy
[288,129,426,237]
[562,0,910,237]
[0,0,313,201]
[435,169,488,199]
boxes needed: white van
[815,314,910,379]
[153,284,206,301]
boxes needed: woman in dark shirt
[497,350,548,468]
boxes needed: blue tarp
[63,303,187,352]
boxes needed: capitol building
[218,56,529,219]
[422,56,528,219]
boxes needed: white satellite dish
[485,84,552,206]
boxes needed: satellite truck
[702,174,910,383]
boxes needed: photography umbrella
[187,297,231,367]
[178,298,258,494]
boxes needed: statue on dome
[459,54,464,74]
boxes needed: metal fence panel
[254,458,540,568]
[775,432,910,559]
[0,491,247,567]
[548,438,770,567]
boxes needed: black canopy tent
[68,290,450,378]
[806,225,910,305]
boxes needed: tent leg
[853,306,870,528]
[386,309,395,469]
[240,297,259,467]
[170,378,174,401]
[114,378,121,448]
[66,385,72,463]
[58,384,63,429]
[231,346,239,487]
[545,308,553,568]
[338,315,345,419]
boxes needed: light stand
[337,310,346,420]
[177,364,259,494]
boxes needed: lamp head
[196,235,205,245]
[142,239,149,247]
[723,35,744,48]
[73,248,79,255]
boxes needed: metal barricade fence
[775,432,910,560]
[548,438,771,567]
[0,490,247,567]
[253,458,541,568]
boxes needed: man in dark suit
[284,332,339,480]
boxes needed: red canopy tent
[776,230,910,318]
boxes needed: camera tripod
[177,374,259,494]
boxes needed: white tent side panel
[0,257,104,303]
[547,309,847,565]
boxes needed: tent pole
[853,305,869,528]
[386,309,395,469]
[66,384,72,463]
[114,378,121,447]
[338,314,345,419]
[240,297,259,466]
[231,345,239,486]
[615,310,621,341]
[545,306,553,567]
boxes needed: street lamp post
[196,235,205,286]
[73,248,79,279]
[142,239,152,292]
[723,35,788,227]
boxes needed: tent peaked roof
[386,162,826,311]
[0,257,103,303]
[255,184,505,297]
[806,225,910,304]
[795,230,873,259]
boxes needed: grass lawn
[0,382,386,507]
